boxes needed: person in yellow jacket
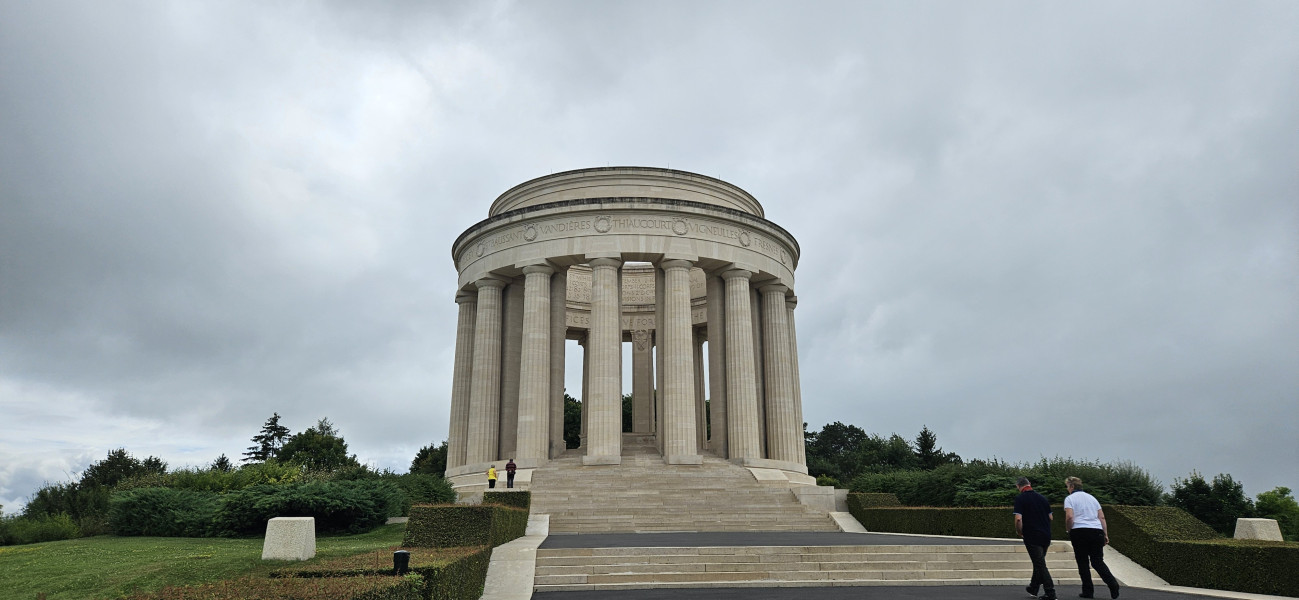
[487,465,497,489]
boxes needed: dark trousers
[488,479,496,489]
[1025,541,1056,597]
[507,472,515,488]
[1069,528,1119,597]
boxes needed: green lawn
[0,523,406,600]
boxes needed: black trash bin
[393,550,410,575]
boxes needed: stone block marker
[1233,517,1284,541]
[262,517,316,561]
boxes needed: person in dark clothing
[1014,476,1057,600]
[1065,476,1120,599]
[505,458,517,489]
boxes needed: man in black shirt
[1014,476,1057,600]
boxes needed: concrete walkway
[532,585,1289,600]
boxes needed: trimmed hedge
[123,574,424,600]
[403,504,528,548]
[849,505,1067,540]
[845,492,901,512]
[1106,506,1299,597]
[274,543,495,600]
[482,490,531,511]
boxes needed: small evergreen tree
[914,426,962,470]
[411,441,448,477]
[210,454,233,472]
[243,412,290,463]
[80,448,166,488]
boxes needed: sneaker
[1026,587,1039,598]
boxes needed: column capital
[786,295,798,309]
[455,291,477,304]
[522,264,555,276]
[758,283,789,295]
[661,259,694,271]
[475,277,509,290]
[589,257,623,269]
[721,269,753,281]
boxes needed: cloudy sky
[2,1,1296,513]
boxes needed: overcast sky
[2,1,1296,513]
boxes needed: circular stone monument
[443,167,810,493]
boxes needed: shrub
[22,481,112,533]
[482,490,530,511]
[0,512,81,545]
[1106,505,1297,596]
[122,573,424,600]
[108,487,221,537]
[848,458,1163,507]
[953,474,1019,507]
[213,480,404,537]
[815,475,841,488]
[403,505,528,548]
[1168,472,1256,535]
[847,505,1067,540]
[845,493,901,513]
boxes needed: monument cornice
[452,198,801,289]
[489,166,765,217]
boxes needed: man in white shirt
[1064,476,1120,599]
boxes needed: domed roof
[489,166,764,218]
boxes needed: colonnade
[444,258,805,472]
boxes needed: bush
[0,512,81,545]
[22,481,112,534]
[845,493,901,513]
[847,505,1068,540]
[392,474,455,513]
[213,480,404,537]
[815,475,841,488]
[108,487,221,537]
[482,490,530,511]
[403,505,528,548]
[848,458,1163,507]
[1105,505,1297,596]
[122,574,424,600]
[1168,472,1256,535]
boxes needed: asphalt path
[534,585,1226,600]
[539,532,1020,549]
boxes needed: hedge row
[845,492,901,513]
[108,480,404,537]
[123,574,424,600]
[272,546,495,600]
[482,490,531,511]
[1105,506,1299,597]
[848,498,1299,597]
[402,504,528,549]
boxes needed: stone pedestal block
[1234,518,1284,541]
[261,517,316,561]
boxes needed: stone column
[694,330,707,450]
[465,278,506,465]
[654,265,666,451]
[751,287,767,457]
[632,329,653,433]
[548,268,568,459]
[498,280,525,459]
[515,264,553,463]
[583,257,623,465]
[761,284,799,464]
[661,259,702,465]
[722,270,761,460]
[579,335,589,449]
[787,295,806,465]
[705,274,728,457]
[446,292,476,469]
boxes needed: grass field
[0,523,408,600]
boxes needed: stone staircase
[533,542,1081,592]
[529,433,838,534]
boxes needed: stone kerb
[1234,518,1284,541]
[261,517,316,561]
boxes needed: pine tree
[243,412,290,463]
[210,454,233,472]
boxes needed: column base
[581,455,622,466]
[665,454,703,465]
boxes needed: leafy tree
[805,421,870,482]
[243,412,290,463]
[622,393,633,432]
[564,393,582,449]
[80,448,166,488]
[1168,472,1255,535]
[411,441,448,477]
[210,454,233,472]
[1256,486,1299,541]
[279,418,360,472]
[914,426,962,469]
